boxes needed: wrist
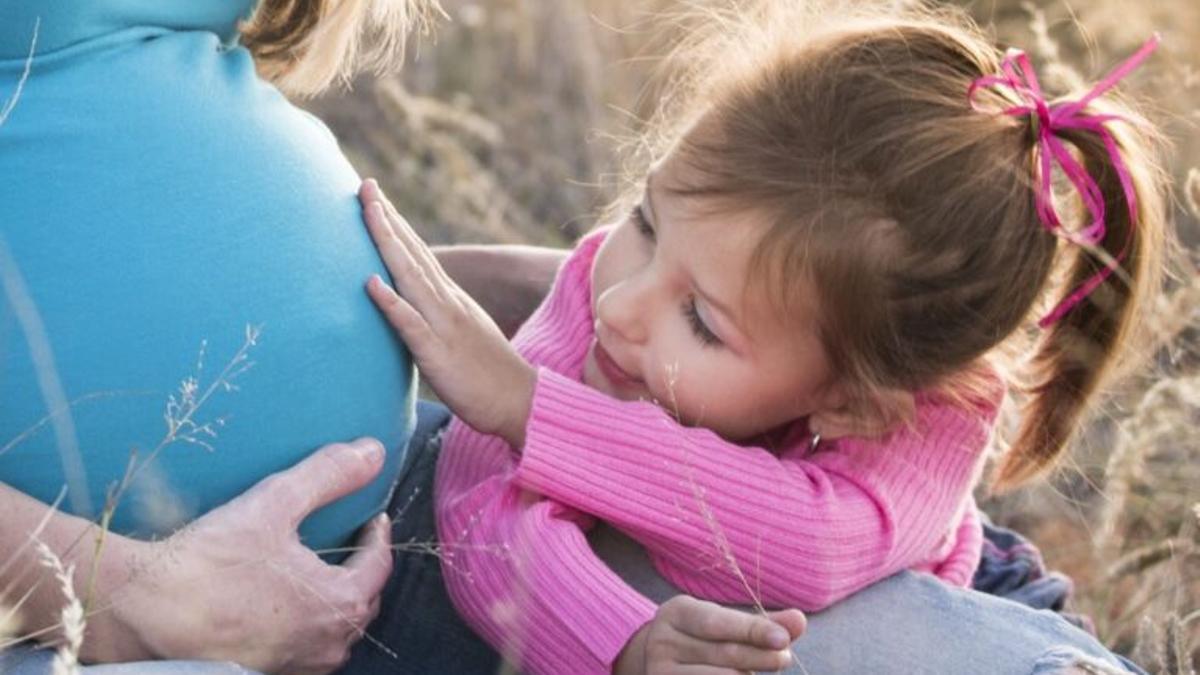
[502,362,537,448]
[78,535,159,663]
[612,623,648,675]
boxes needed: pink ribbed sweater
[434,227,1001,675]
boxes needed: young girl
[360,5,1168,674]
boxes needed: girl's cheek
[654,359,695,417]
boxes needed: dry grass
[310,0,1200,670]
[1,0,1194,671]
[33,542,84,675]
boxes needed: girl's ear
[809,387,915,440]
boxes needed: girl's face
[584,161,841,442]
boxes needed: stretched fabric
[0,0,415,552]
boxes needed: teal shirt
[0,1,415,553]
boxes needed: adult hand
[613,596,806,675]
[101,438,394,674]
[360,178,536,448]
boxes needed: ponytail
[993,103,1170,490]
[240,0,440,97]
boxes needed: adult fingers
[251,438,387,527]
[664,597,791,651]
[344,512,393,601]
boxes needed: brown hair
[638,2,1170,490]
[239,0,441,97]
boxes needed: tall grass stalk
[33,542,83,675]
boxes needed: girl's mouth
[592,340,641,387]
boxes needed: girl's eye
[683,297,722,347]
[631,205,655,240]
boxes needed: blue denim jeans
[4,401,1142,674]
[0,651,253,675]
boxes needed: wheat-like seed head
[33,542,84,675]
[1185,168,1200,220]
[0,601,21,642]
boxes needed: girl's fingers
[675,667,750,675]
[378,192,445,278]
[765,609,806,641]
[675,637,791,672]
[362,181,454,294]
[359,176,383,202]
[363,200,416,279]
[364,201,446,308]
[667,597,791,650]
[367,275,435,349]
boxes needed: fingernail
[365,178,379,191]
[767,626,789,650]
[353,438,384,461]
[367,201,383,221]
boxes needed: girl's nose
[595,277,651,346]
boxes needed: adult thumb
[255,437,387,528]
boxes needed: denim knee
[1031,646,1134,675]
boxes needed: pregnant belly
[0,29,415,553]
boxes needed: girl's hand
[614,596,806,675]
[105,439,394,674]
[359,179,536,447]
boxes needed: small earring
[809,432,822,453]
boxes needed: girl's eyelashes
[683,296,722,347]
[631,204,655,240]
[631,203,717,347]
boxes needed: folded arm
[436,468,657,675]
[436,433,804,675]
[514,370,995,610]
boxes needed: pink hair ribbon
[967,34,1160,327]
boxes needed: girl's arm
[432,244,566,338]
[513,369,998,611]
[435,468,655,674]
[435,425,803,675]
[363,185,806,673]
[356,180,989,611]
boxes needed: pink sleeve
[931,499,983,586]
[514,369,996,611]
[436,436,656,675]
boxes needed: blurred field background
[308,0,1200,670]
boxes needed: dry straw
[33,542,83,675]
[1187,168,1200,222]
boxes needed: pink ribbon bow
[967,35,1160,327]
